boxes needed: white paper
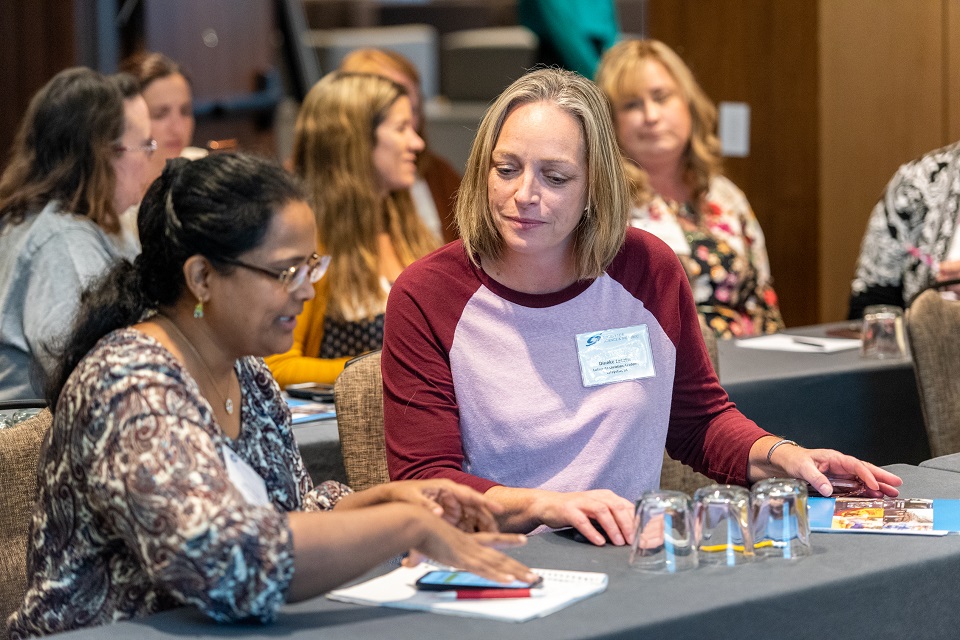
[327,564,608,623]
[735,334,861,353]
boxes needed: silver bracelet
[766,438,799,465]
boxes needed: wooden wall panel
[0,0,76,170]
[647,0,820,327]
[144,0,274,102]
[818,0,945,321]
[947,0,960,143]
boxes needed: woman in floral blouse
[596,39,783,338]
[7,153,533,638]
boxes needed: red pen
[435,588,546,600]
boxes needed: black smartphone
[414,570,542,591]
[285,382,335,402]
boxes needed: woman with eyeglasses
[7,153,533,638]
[0,67,154,402]
[266,72,438,387]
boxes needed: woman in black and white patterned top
[849,141,960,318]
[7,153,533,639]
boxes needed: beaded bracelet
[766,438,799,464]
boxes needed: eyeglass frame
[113,139,158,158]
[213,252,331,292]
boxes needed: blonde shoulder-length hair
[292,71,437,320]
[595,39,722,208]
[456,68,631,280]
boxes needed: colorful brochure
[809,497,960,535]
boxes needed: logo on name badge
[575,325,656,387]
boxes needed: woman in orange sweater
[266,72,438,386]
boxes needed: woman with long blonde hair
[340,48,462,243]
[596,39,783,338]
[266,72,437,386]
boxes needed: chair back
[0,409,52,639]
[906,288,960,457]
[334,351,389,491]
[659,316,717,494]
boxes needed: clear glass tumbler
[694,484,754,566]
[751,478,812,559]
[861,304,906,359]
[629,490,698,572]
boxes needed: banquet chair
[0,408,52,639]
[905,287,960,458]
[334,350,389,491]
[659,316,717,495]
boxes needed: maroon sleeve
[614,229,771,484]
[381,245,499,493]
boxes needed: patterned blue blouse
[7,329,350,638]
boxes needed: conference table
[293,321,931,484]
[717,322,929,465]
[53,464,960,639]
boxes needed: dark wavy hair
[0,67,127,233]
[46,152,305,408]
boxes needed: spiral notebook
[327,563,608,623]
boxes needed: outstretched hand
[765,442,902,498]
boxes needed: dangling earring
[583,205,590,218]
[193,299,204,319]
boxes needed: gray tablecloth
[920,453,960,473]
[718,323,929,465]
[51,464,960,640]
[293,419,347,485]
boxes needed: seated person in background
[340,48,461,243]
[117,52,207,253]
[0,67,153,402]
[381,68,901,547]
[266,72,438,387]
[848,141,960,318]
[7,153,533,638]
[595,40,784,338]
[120,51,206,177]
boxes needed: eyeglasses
[114,139,158,158]
[216,252,331,292]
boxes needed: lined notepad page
[327,563,608,623]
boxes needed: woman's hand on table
[519,488,636,546]
[401,514,536,585]
[755,436,903,498]
[336,479,502,532]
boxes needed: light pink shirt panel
[450,274,677,501]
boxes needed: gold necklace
[159,313,236,415]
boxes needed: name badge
[221,444,271,507]
[575,325,656,387]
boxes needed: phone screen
[415,570,541,591]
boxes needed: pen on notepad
[434,589,547,600]
[791,337,829,349]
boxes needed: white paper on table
[734,334,861,353]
